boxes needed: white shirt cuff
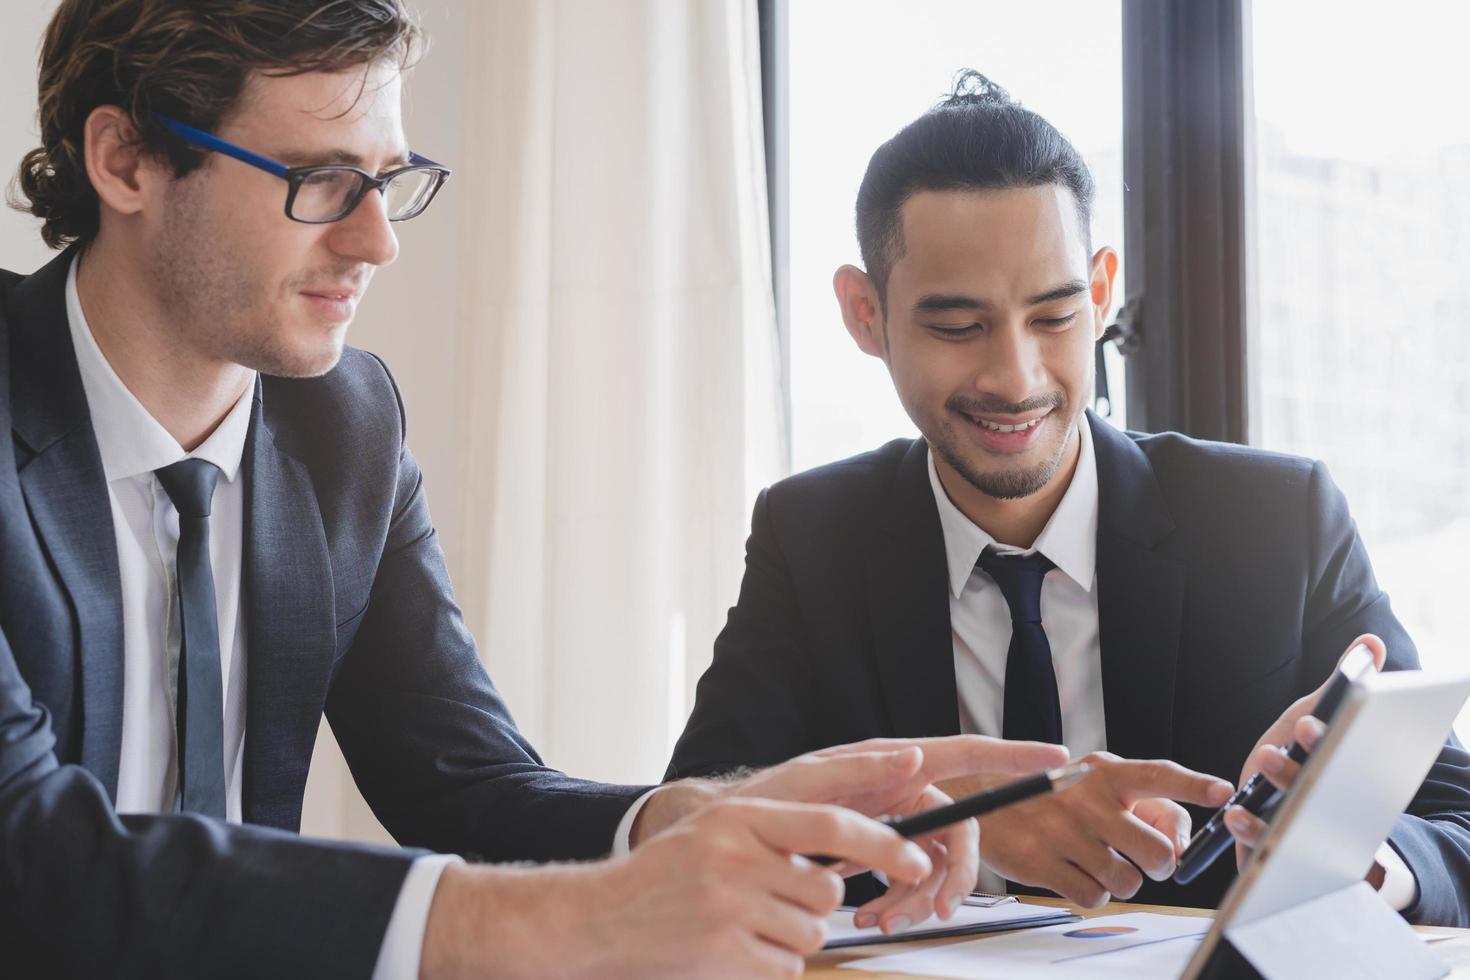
[1376,841,1418,912]
[612,788,662,856]
[371,854,463,980]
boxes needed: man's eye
[1035,313,1079,329]
[930,323,982,336]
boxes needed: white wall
[0,2,59,274]
[0,0,475,846]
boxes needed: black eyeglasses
[158,116,451,224]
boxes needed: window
[1250,2,1470,728]
[786,1,1126,472]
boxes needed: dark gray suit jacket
[1,248,649,976]
[669,413,1470,925]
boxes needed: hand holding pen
[1174,636,1386,884]
[1225,636,1386,867]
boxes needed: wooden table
[805,897,1470,978]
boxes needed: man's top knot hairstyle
[10,0,422,250]
[855,69,1095,302]
[941,68,1015,108]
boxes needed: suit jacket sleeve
[0,624,419,980]
[666,487,817,780]
[1301,459,1470,925]
[322,355,649,863]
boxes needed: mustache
[291,265,373,293]
[946,391,1067,417]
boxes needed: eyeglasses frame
[157,115,451,224]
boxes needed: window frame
[761,0,1256,446]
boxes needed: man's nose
[972,321,1047,404]
[327,188,400,268]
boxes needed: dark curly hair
[9,0,422,249]
[855,69,1096,303]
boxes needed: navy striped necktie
[977,547,1063,745]
[155,458,227,817]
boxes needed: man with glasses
[0,3,1078,978]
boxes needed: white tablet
[1183,667,1470,980]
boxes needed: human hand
[948,752,1233,908]
[422,797,932,979]
[1228,634,1387,871]
[731,736,1067,934]
[637,736,1067,935]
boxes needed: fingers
[932,813,981,919]
[1107,810,1181,881]
[853,837,946,934]
[1133,797,1192,862]
[814,735,1070,781]
[1293,715,1326,751]
[761,854,846,916]
[739,749,923,805]
[905,735,1070,781]
[742,891,830,957]
[1243,717,1323,790]
[1048,858,1116,909]
[1341,634,1387,672]
[1225,806,1268,851]
[852,783,978,934]
[1097,756,1234,808]
[1066,834,1145,901]
[733,798,933,886]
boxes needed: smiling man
[0,7,1071,979]
[668,71,1470,925]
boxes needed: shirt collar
[926,415,1100,598]
[65,254,255,485]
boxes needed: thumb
[1341,634,1387,673]
[1303,635,1387,713]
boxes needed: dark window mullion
[1120,0,1250,443]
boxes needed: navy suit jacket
[668,412,1470,925]
[1,248,649,975]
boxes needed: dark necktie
[977,548,1064,745]
[155,458,226,817]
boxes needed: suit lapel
[865,440,961,737]
[7,248,127,795]
[240,386,337,829]
[1090,413,1186,760]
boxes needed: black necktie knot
[976,548,1055,624]
[155,458,222,519]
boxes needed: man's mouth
[956,407,1054,452]
[301,286,361,303]
[299,285,362,323]
[966,414,1047,434]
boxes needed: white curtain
[453,0,786,784]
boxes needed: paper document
[840,912,1210,978]
[824,901,1076,949]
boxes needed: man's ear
[833,264,887,359]
[83,106,168,220]
[1088,246,1119,339]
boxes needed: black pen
[1173,643,1377,884]
[814,761,1091,865]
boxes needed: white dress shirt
[927,420,1105,892]
[924,418,1415,906]
[929,420,1107,762]
[64,257,454,979]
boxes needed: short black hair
[855,70,1095,302]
